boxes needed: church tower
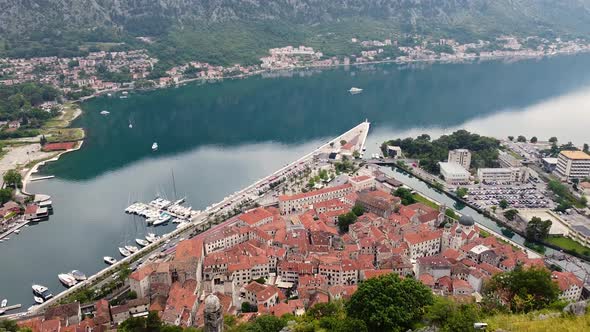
[204,294,224,332]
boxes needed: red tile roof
[42,142,77,152]
[238,208,273,225]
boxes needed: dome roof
[205,294,221,311]
[459,215,475,227]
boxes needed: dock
[0,303,22,314]
[0,219,30,240]
[29,175,55,182]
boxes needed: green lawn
[546,235,590,254]
[412,193,439,210]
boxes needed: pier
[0,303,22,315]
[29,175,55,182]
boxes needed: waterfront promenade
[7,121,370,319]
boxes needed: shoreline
[76,47,590,102]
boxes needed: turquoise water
[2,55,590,309]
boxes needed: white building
[448,149,471,169]
[348,175,375,192]
[555,150,590,181]
[278,184,353,214]
[552,271,583,302]
[439,162,470,184]
[476,167,529,184]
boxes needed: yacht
[58,273,78,288]
[119,247,131,257]
[152,142,158,151]
[104,256,117,265]
[145,233,157,243]
[33,296,44,304]
[349,87,363,94]
[70,270,87,281]
[125,245,139,253]
[1,299,7,307]
[100,110,110,115]
[32,285,53,300]
[136,238,149,247]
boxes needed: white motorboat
[349,87,363,94]
[70,270,87,281]
[119,247,131,257]
[125,245,139,253]
[145,233,157,243]
[32,285,53,300]
[104,256,117,265]
[58,273,78,288]
[136,238,149,247]
[1,299,7,307]
[129,123,133,129]
[100,110,110,115]
[33,296,44,304]
[13,229,20,234]
[152,142,158,151]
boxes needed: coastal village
[1,36,589,96]
[12,134,587,331]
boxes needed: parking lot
[466,184,552,209]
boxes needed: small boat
[58,273,78,288]
[129,123,133,129]
[125,245,139,253]
[122,91,128,95]
[13,229,20,234]
[145,233,157,243]
[1,299,7,307]
[107,93,112,97]
[100,110,110,115]
[70,270,87,281]
[104,256,117,265]
[136,238,149,247]
[119,247,131,257]
[152,142,158,151]
[32,285,53,300]
[349,87,363,94]
[33,296,44,304]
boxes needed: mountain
[2,0,590,36]
[2,1,590,62]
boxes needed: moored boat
[58,273,78,288]
[349,87,363,94]
[33,296,44,304]
[125,245,139,253]
[70,270,87,281]
[152,142,158,151]
[1,299,7,307]
[32,284,53,300]
[119,247,131,257]
[104,256,117,265]
[136,238,149,247]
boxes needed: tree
[352,204,365,216]
[584,143,589,153]
[337,212,358,233]
[40,135,47,146]
[247,315,286,332]
[346,273,434,332]
[549,136,558,143]
[530,136,538,143]
[241,302,258,313]
[393,187,416,205]
[0,188,13,204]
[340,139,347,146]
[499,199,509,209]
[3,169,22,188]
[352,150,361,159]
[503,209,518,221]
[484,266,559,313]
[425,297,481,332]
[455,187,468,198]
[526,216,552,241]
[507,136,514,141]
[517,135,527,142]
